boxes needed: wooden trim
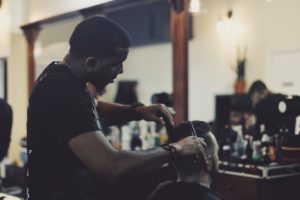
[20,0,166,94]
[23,28,40,94]
[20,12,79,31]
[80,0,163,17]
[21,0,191,121]
[0,57,8,101]
[4,58,7,101]
[170,0,189,124]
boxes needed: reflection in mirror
[34,10,172,106]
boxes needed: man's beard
[90,79,107,96]
[96,87,106,96]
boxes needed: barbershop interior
[1,0,300,200]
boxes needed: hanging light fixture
[189,0,201,14]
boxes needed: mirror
[34,1,173,106]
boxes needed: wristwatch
[161,143,177,161]
[130,102,145,110]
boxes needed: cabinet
[212,173,300,200]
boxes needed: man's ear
[85,57,97,73]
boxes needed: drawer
[212,174,258,200]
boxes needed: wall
[188,0,300,121]
[7,33,27,164]
[27,0,112,23]
[101,44,173,105]
[0,0,11,56]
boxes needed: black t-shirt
[147,181,225,200]
[26,62,105,200]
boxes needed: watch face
[169,146,177,153]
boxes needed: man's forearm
[112,147,171,180]
[98,101,142,126]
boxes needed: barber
[26,16,206,200]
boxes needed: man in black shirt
[148,121,224,200]
[26,16,207,200]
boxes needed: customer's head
[248,80,269,106]
[169,121,219,179]
[69,16,131,92]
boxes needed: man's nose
[117,64,124,74]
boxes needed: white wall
[0,0,11,56]
[27,0,112,23]
[189,0,300,121]
[102,44,173,105]
[7,33,27,164]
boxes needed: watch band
[130,102,145,110]
[161,143,177,161]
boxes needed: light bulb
[189,0,201,14]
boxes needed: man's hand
[170,136,207,158]
[136,104,175,125]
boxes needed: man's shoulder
[38,61,77,84]
[194,184,225,200]
[148,181,226,200]
[31,61,85,98]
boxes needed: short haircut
[169,121,216,172]
[69,16,131,58]
[248,80,268,97]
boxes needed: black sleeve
[0,101,12,161]
[147,182,173,200]
[49,85,102,143]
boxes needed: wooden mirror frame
[21,0,190,124]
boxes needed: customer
[148,121,225,200]
[26,16,206,200]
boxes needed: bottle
[252,140,262,162]
[261,133,271,164]
[121,125,131,150]
[274,133,281,162]
[268,135,276,162]
[130,122,142,150]
[260,124,266,135]
[159,127,168,145]
[110,126,121,150]
[233,125,246,159]
[149,122,160,147]
[221,145,231,160]
[245,135,253,162]
[140,121,150,150]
